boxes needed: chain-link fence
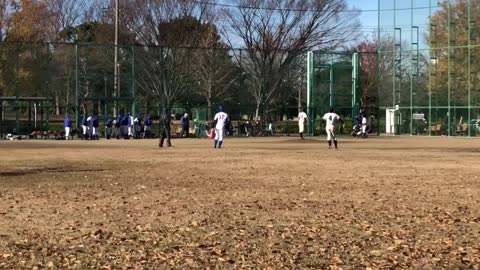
[3,13,480,139]
[1,42,310,138]
[378,0,480,136]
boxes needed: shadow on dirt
[0,167,104,177]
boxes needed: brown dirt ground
[0,136,479,269]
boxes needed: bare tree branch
[221,0,360,120]
[0,0,11,42]
[46,0,88,41]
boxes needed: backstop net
[306,52,361,136]
[378,0,480,136]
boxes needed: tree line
[0,0,469,124]
[0,0,360,122]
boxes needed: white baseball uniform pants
[215,128,224,141]
[326,126,336,141]
[65,127,70,140]
[299,123,305,133]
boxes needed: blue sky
[210,0,436,48]
[347,0,379,34]
[347,0,436,48]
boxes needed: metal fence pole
[467,0,471,136]
[131,45,136,116]
[75,43,80,131]
[410,0,413,135]
[393,0,396,114]
[306,51,313,136]
[114,0,119,117]
[377,0,381,135]
[45,100,49,130]
[104,76,108,118]
[447,2,451,136]
[428,0,432,136]
[15,44,20,134]
[46,42,51,132]
[351,53,359,125]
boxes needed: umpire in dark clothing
[159,112,172,147]
[180,113,189,138]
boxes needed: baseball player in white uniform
[128,113,134,138]
[322,107,342,149]
[213,105,229,149]
[298,110,307,139]
[361,113,368,138]
[87,114,93,140]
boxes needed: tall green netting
[307,52,359,136]
[378,0,480,136]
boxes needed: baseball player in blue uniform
[105,117,113,139]
[121,114,129,139]
[180,113,189,138]
[92,114,100,140]
[64,114,71,140]
[213,105,229,149]
[115,114,122,139]
[143,114,152,138]
[81,114,88,140]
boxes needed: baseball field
[0,136,479,269]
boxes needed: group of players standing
[297,107,343,149]
[156,105,230,148]
[106,113,154,140]
[63,105,347,149]
[208,105,345,150]
[64,112,154,140]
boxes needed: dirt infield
[1,136,479,269]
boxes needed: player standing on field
[134,114,142,139]
[180,113,190,138]
[81,114,88,140]
[92,114,99,140]
[158,109,172,148]
[115,114,122,139]
[87,114,93,140]
[322,107,343,149]
[143,114,152,138]
[64,114,71,140]
[105,117,113,139]
[298,109,307,139]
[213,105,229,149]
[127,112,134,138]
[361,113,368,138]
[121,114,129,139]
